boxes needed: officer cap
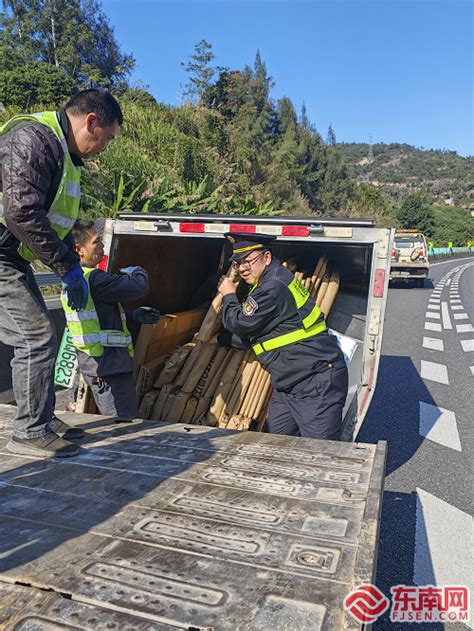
[225,232,277,262]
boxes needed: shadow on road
[372,489,443,630]
[389,278,434,290]
[358,354,447,630]
[358,354,439,476]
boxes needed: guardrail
[429,247,473,260]
[35,273,60,286]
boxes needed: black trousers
[265,364,348,441]
[82,372,138,420]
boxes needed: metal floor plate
[0,405,386,630]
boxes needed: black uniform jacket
[220,258,345,393]
[76,267,149,378]
[0,110,81,277]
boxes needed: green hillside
[1,1,472,245]
[338,142,473,208]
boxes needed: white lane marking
[429,298,441,304]
[446,278,452,286]
[451,305,464,310]
[451,299,462,304]
[441,302,452,330]
[426,312,441,319]
[450,294,461,299]
[453,313,469,320]
[470,366,474,376]
[423,337,444,351]
[414,489,473,610]
[430,256,474,265]
[457,324,474,333]
[461,339,474,352]
[420,360,449,384]
[425,322,442,332]
[419,402,461,451]
[427,303,441,310]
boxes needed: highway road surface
[359,257,473,629]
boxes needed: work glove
[131,306,161,324]
[61,264,88,311]
[119,266,143,276]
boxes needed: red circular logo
[344,584,390,623]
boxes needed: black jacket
[75,267,149,377]
[0,110,81,277]
[220,258,345,392]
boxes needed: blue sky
[77,2,474,156]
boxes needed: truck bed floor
[0,405,385,630]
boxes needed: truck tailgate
[0,405,386,630]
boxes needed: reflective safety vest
[0,111,81,262]
[251,275,327,356]
[61,267,134,358]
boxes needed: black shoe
[50,416,85,439]
[114,417,135,424]
[7,432,80,458]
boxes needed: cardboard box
[154,343,195,388]
[134,306,207,374]
[135,355,167,399]
[138,388,161,420]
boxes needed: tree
[319,147,354,214]
[326,123,336,145]
[181,39,215,104]
[0,0,135,86]
[351,183,390,218]
[300,102,310,130]
[396,193,435,236]
[0,61,76,107]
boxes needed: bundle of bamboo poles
[283,254,340,317]
[139,255,339,430]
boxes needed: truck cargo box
[99,214,393,440]
[0,405,386,630]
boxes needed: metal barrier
[429,247,473,261]
[35,273,60,286]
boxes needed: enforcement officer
[62,220,161,420]
[0,89,122,458]
[217,233,348,440]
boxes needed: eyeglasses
[231,253,263,271]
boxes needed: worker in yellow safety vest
[0,89,123,458]
[62,220,161,421]
[216,233,348,440]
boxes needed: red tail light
[179,223,205,233]
[229,224,256,233]
[282,225,309,237]
[373,269,385,297]
[391,248,396,259]
[419,249,424,259]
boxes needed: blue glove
[119,266,142,276]
[131,307,161,324]
[61,264,88,311]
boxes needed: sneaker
[7,432,80,458]
[49,416,85,439]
